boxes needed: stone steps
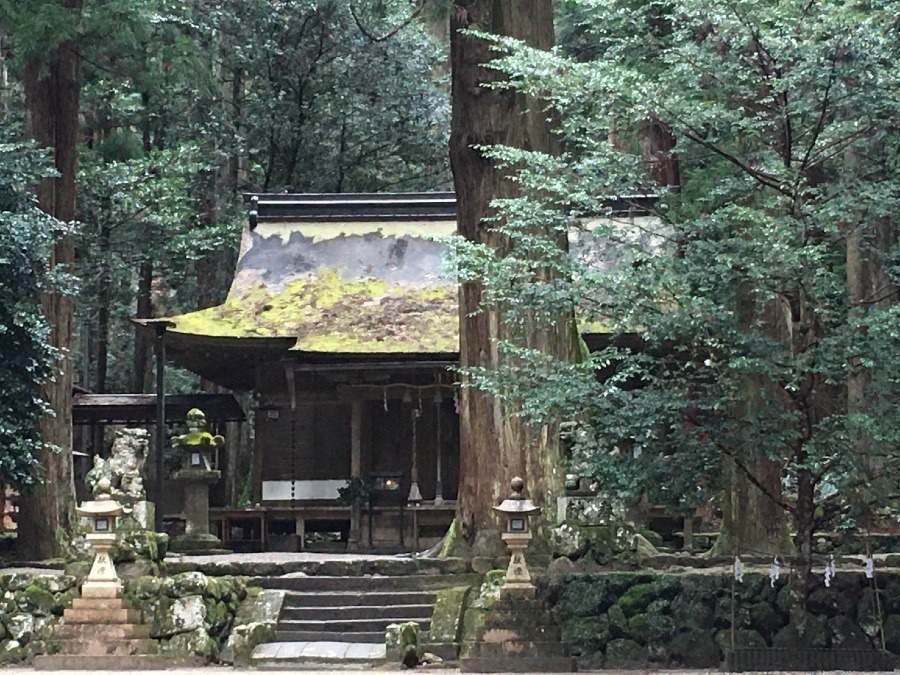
[251,565,478,666]
[274,630,390,643]
[281,602,434,621]
[282,589,437,607]
[253,572,476,592]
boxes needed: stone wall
[0,570,246,665]
[547,570,900,669]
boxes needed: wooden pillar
[349,400,363,548]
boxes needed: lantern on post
[76,477,125,597]
[493,476,541,596]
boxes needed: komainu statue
[85,428,150,503]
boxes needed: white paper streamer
[769,556,780,587]
[734,556,744,583]
[824,555,836,587]
[864,555,875,579]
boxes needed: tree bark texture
[449,0,570,551]
[17,12,82,559]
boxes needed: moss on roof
[169,267,458,353]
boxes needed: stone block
[63,607,142,624]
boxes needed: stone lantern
[171,408,226,553]
[493,476,541,596]
[75,477,125,597]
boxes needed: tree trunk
[132,258,153,393]
[17,11,82,559]
[713,290,792,557]
[449,0,570,555]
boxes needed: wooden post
[349,400,362,549]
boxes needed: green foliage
[451,0,900,543]
[0,142,73,488]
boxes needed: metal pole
[154,323,167,533]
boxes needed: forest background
[1,0,900,608]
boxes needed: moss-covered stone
[171,572,210,596]
[162,627,217,662]
[882,613,900,654]
[748,600,785,640]
[772,613,829,648]
[828,614,874,650]
[220,621,275,665]
[627,612,675,646]
[17,585,56,616]
[428,586,469,648]
[714,628,765,653]
[615,582,656,618]
[669,629,721,668]
[604,638,649,668]
[560,616,610,656]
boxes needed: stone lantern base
[170,468,229,554]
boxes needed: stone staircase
[250,562,477,667]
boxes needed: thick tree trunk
[449,0,569,554]
[713,291,792,557]
[847,219,896,506]
[17,16,81,560]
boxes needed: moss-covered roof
[167,220,459,354]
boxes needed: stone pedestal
[460,590,574,673]
[34,524,165,669]
[170,468,227,554]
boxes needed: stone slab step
[252,640,386,665]
[55,623,151,639]
[281,603,434,621]
[460,656,575,672]
[255,573,477,592]
[282,589,437,608]
[274,630,388,643]
[54,638,158,656]
[71,597,133,611]
[62,607,142,624]
[33,655,170,670]
[279,618,431,634]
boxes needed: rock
[203,598,229,635]
[607,603,628,638]
[17,584,57,615]
[470,557,495,574]
[748,600,785,640]
[772,613,829,648]
[714,628,765,654]
[883,614,900,654]
[385,623,402,660]
[172,571,210,596]
[604,638,649,668]
[233,589,284,625]
[6,614,34,642]
[128,575,173,601]
[669,629,721,668]
[561,616,610,656]
[546,556,577,578]
[857,586,883,638]
[829,614,874,651]
[158,595,207,637]
[31,575,76,594]
[220,621,275,665]
[163,627,217,662]
[4,574,28,592]
[0,620,7,640]
[808,585,856,618]
[627,612,675,646]
[670,594,714,631]
[551,524,586,558]
[616,582,656,618]
[428,586,469,648]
